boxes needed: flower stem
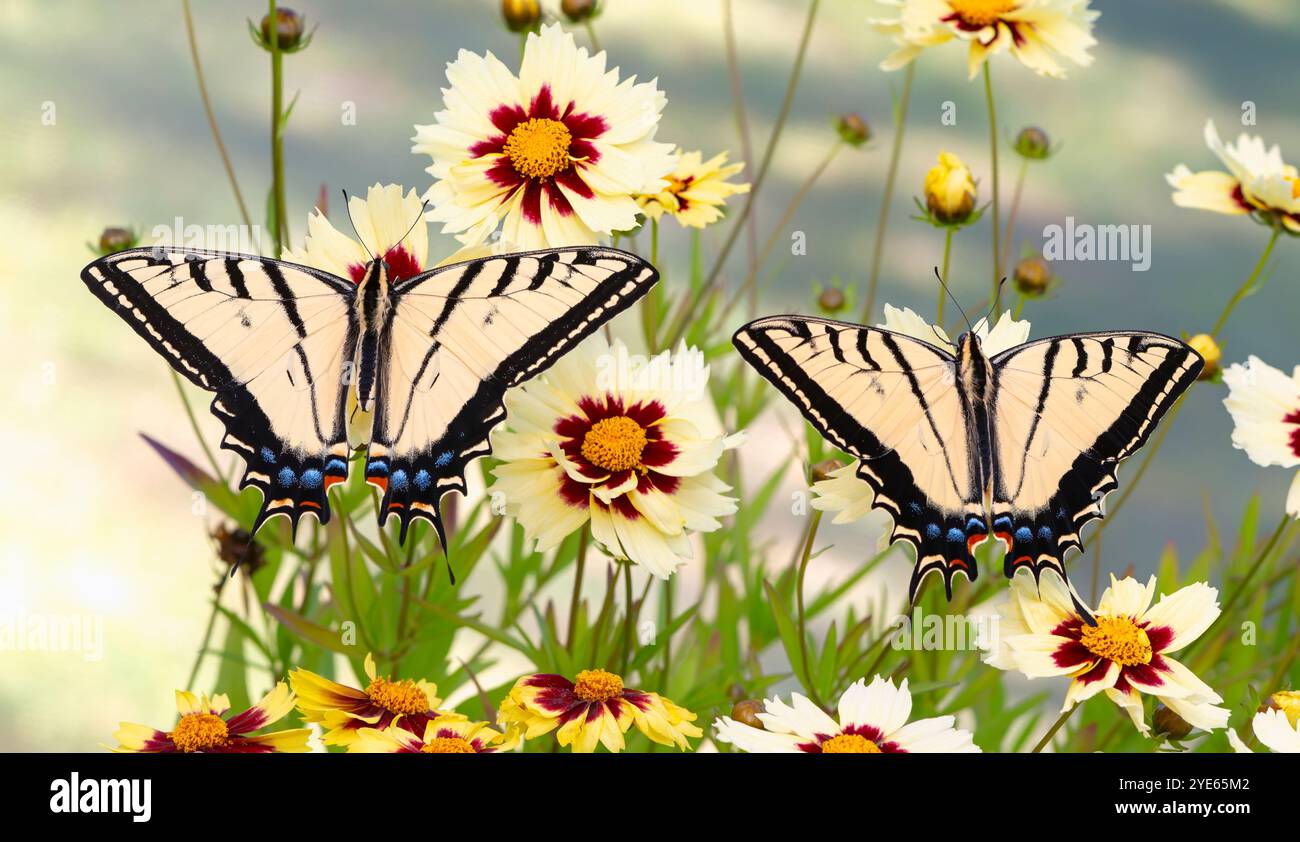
[181,0,253,234]
[862,62,915,323]
[1031,705,1076,753]
[937,225,955,327]
[1001,158,1029,277]
[566,528,590,651]
[666,0,821,339]
[983,63,1001,309]
[722,0,760,311]
[795,510,825,707]
[171,369,226,483]
[1211,224,1281,338]
[621,560,635,675]
[583,20,601,53]
[185,576,228,690]
[268,0,288,256]
[660,575,674,688]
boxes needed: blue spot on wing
[276,467,296,487]
[300,469,323,490]
[1014,526,1034,544]
[390,469,409,492]
[414,469,432,491]
[260,447,276,464]
[946,527,965,543]
[925,523,941,540]
[434,450,455,469]
[908,502,923,517]
[367,460,389,475]
[1038,525,1054,542]
[325,458,347,473]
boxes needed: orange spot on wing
[994,531,1013,550]
[299,501,321,510]
[949,558,969,571]
[966,534,988,555]
[1013,555,1033,568]
[367,476,388,493]
[323,476,345,491]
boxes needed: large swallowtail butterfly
[734,315,1202,602]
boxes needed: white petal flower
[872,0,1099,80]
[986,573,1229,736]
[413,24,675,249]
[1222,355,1300,517]
[1167,120,1300,232]
[282,183,429,283]
[490,336,739,578]
[715,676,980,753]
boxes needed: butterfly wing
[81,247,358,534]
[367,247,658,546]
[734,316,988,599]
[988,332,1202,582]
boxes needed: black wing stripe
[1014,339,1059,498]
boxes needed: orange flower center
[170,712,229,753]
[948,0,1017,27]
[421,736,476,753]
[581,416,648,473]
[573,668,625,703]
[505,117,572,180]
[366,676,431,716]
[821,733,882,753]
[1288,176,1300,200]
[1079,615,1153,667]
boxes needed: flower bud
[818,286,846,313]
[1014,126,1052,160]
[561,0,599,22]
[260,7,305,51]
[1013,256,1052,297]
[97,226,138,254]
[810,458,843,483]
[730,699,766,729]
[924,152,976,225]
[1186,333,1221,381]
[1152,704,1193,740]
[836,113,871,148]
[502,0,542,32]
[212,523,265,577]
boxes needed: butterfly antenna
[341,189,376,259]
[393,199,431,258]
[933,266,973,332]
[980,278,1009,330]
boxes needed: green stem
[862,61,915,323]
[660,576,674,689]
[1001,158,1029,278]
[185,576,228,690]
[566,528,590,651]
[583,20,601,53]
[1211,225,1281,337]
[269,0,288,256]
[665,0,821,338]
[937,225,954,327]
[1031,705,1075,753]
[795,510,825,707]
[983,63,1001,309]
[722,0,761,313]
[171,369,226,483]
[182,0,253,234]
[620,560,634,675]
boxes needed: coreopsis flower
[811,305,1028,521]
[986,573,1230,736]
[1167,120,1300,233]
[636,149,750,229]
[1229,692,1300,753]
[498,669,702,753]
[1012,255,1054,297]
[490,337,741,578]
[1222,356,1300,517]
[412,23,675,249]
[351,715,516,753]
[290,653,450,746]
[872,0,1099,80]
[282,182,428,283]
[1013,125,1053,160]
[923,151,977,225]
[112,683,310,753]
[714,676,980,753]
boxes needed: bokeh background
[2,0,1297,750]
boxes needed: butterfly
[733,314,1202,602]
[82,244,658,550]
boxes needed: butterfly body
[734,316,1202,601]
[83,245,658,548]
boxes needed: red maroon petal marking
[554,167,595,201]
[1051,640,1094,669]
[559,475,591,507]
[543,179,577,218]
[1144,624,1174,653]
[1075,658,1113,685]
[383,244,423,282]
[640,439,679,468]
[488,103,528,137]
[530,85,559,121]
[611,496,640,520]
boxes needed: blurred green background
[1,0,1297,750]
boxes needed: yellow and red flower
[637,149,750,229]
[282,182,429,284]
[112,682,310,753]
[498,669,702,753]
[1167,120,1300,233]
[290,653,450,746]
[351,715,516,754]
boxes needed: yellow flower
[924,151,977,224]
[873,0,1099,80]
[289,652,452,746]
[498,669,702,753]
[351,715,517,753]
[282,182,429,284]
[1186,334,1221,381]
[637,149,750,229]
[111,682,310,753]
[1167,120,1300,233]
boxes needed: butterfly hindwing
[82,247,358,534]
[988,331,1202,582]
[367,247,659,545]
[733,316,988,599]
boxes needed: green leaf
[263,603,349,654]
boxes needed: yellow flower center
[1288,176,1300,200]
[821,733,882,753]
[170,712,229,753]
[366,676,430,716]
[1078,615,1153,667]
[1269,690,1300,728]
[580,416,648,473]
[504,117,572,180]
[421,736,476,753]
[948,0,1017,27]
[573,668,625,703]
